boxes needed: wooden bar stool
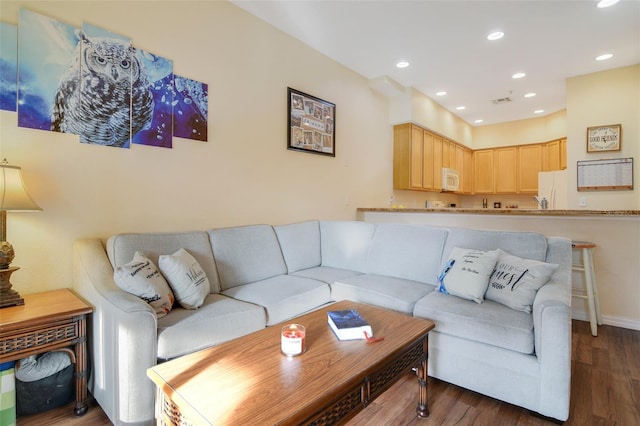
[571,241,602,336]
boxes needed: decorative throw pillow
[486,249,559,313]
[113,251,174,318]
[158,248,210,309]
[437,247,500,303]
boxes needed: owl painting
[51,30,153,148]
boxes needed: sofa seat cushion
[331,274,435,315]
[291,266,363,284]
[156,294,266,360]
[222,275,331,326]
[413,291,535,354]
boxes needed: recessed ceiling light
[396,61,410,69]
[435,91,447,96]
[456,106,466,110]
[487,31,504,41]
[534,109,545,114]
[512,72,526,79]
[595,53,613,61]
[597,0,619,8]
[474,119,484,123]
[524,92,536,98]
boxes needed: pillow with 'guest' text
[486,249,558,313]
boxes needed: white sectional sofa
[72,220,572,425]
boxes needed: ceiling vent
[492,97,512,104]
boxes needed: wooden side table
[0,288,93,416]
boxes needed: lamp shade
[0,162,41,211]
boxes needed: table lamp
[0,159,41,308]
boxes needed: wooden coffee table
[147,300,435,425]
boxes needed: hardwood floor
[16,320,640,425]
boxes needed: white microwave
[442,168,460,191]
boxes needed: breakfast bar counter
[357,207,640,217]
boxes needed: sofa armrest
[530,236,572,421]
[72,238,158,425]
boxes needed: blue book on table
[327,309,373,341]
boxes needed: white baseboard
[571,310,640,331]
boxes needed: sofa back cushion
[442,228,548,269]
[273,221,321,273]
[367,224,448,285]
[319,221,374,272]
[107,231,221,293]
[209,225,287,290]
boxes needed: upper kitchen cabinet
[433,134,443,190]
[462,148,473,193]
[542,138,567,172]
[393,123,423,190]
[493,147,518,193]
[421,130,435,189]
[393,122,564,195]
[473,149,494,194]
[517,144,543,193]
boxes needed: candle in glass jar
[281,324,306,356]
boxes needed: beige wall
[389,88,473,147]
[0,1,393,294]
[566,65,640,210]
[472,110,567,149]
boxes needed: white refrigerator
[538,170,568,210]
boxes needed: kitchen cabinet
[463,148,473,193]
[546,139,561,171]
[393,122,564,195]
[447,140,457,170]
[433,134,443,190]
[473,149,494,194]
[517,144,542,193]
[393,123,423,190]
[542,138,567,172]
[494,147,518,193]
[421,130,435,189]
[442,139,451,169]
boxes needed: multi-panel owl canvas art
[0,23,18,112]
[3,9,207,146]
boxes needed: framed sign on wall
[586,124,621,153]
[287,88,335,157]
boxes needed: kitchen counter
[357,208,640,217]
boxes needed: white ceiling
[231,0,640,126]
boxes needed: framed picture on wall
[586,124,621,152]
[287,87,335,157]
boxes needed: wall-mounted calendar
[577,158,633,191]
